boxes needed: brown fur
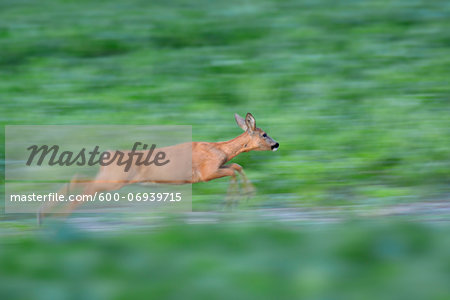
[38,113,278,222]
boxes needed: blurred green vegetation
[1,0,450,298]
[0,0,449,208]
[1,220,449,299]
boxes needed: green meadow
[1,0,449,207]
[0,0,449,298]
[0,220,449,299]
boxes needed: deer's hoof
[244,183,256,199]
[37,209,43,226]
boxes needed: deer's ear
[245,113,256,132]
[235,113,247,131]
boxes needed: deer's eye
[262,133,267,138]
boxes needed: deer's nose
[271,143,279,151]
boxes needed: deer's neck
[217,132,253,162]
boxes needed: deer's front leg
[228,163,255,198]
[202,166,239,205]
[203,166,236,181]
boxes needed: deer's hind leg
[61,173,127,217]
[38,174,84,225]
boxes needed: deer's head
[235,113,279,151]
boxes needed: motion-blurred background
[1,0,449,299]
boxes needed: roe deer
[38,113,279,223]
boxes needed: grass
[1,0,449,209]
[0,1,449,298]
[1,219,449,300]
